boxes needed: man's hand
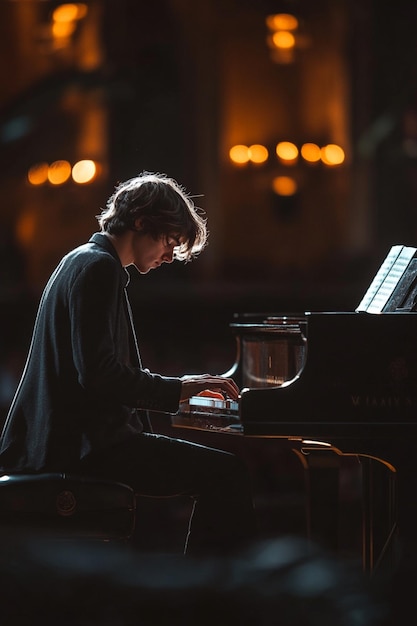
[180,374,239,402]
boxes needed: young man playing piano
[0,171,257,556]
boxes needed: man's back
[0,236,142,473]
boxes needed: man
[0,171,257,556]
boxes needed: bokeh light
[229,145,250,165]
[47,160,72,185]
[272,31,295,50]
[276,141,299,163]
[272,176,298,196]
[248,144,269,164]
[301,143,321,163]
[52,3,88,23]
[72,159,97,183]
[266,13,299,32]
[321,144,345,166]
[27,162,49,185]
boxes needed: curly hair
[96,172,208,261]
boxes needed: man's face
[132,231,183,274]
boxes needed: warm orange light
[276,141,298,163]
[229,145,250,165]
[28,162,49,185]
[271,31,295,50]
[16,212,36,246]
[52,3,88,23]
[272,176,297,196]
[72,159,97,183]
[52,20,76,37]
[321,144,345,166]
[248,144,268,164]
[266,13,299,32]
[301,143,321,163]
[48,160,72,185]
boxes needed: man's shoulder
[52,239,119,286]
[66,235,118,267]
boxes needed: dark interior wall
[1,0,417,396]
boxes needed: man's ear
[134,218,144,231]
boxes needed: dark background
[1,0,417,414]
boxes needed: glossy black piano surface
[238,311,417,439]
[174,311,417,443]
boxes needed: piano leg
[292,443,398,575]
[359,455,397,573]
[293,444,344,553]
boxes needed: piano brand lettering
[351,395,415,408]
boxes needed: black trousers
[79,432,257,556]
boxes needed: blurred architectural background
[1,0,417,420]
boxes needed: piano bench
[0,473,136,542]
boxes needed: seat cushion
[0,473,136,540]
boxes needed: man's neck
[103,231,134,267]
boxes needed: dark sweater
[0,233,181,472]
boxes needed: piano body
[238,310,417,442]
[172,245,417,573]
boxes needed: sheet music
[356,245,417,313]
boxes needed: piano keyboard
[173,396,241,432]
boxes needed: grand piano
[172,245,417,573]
